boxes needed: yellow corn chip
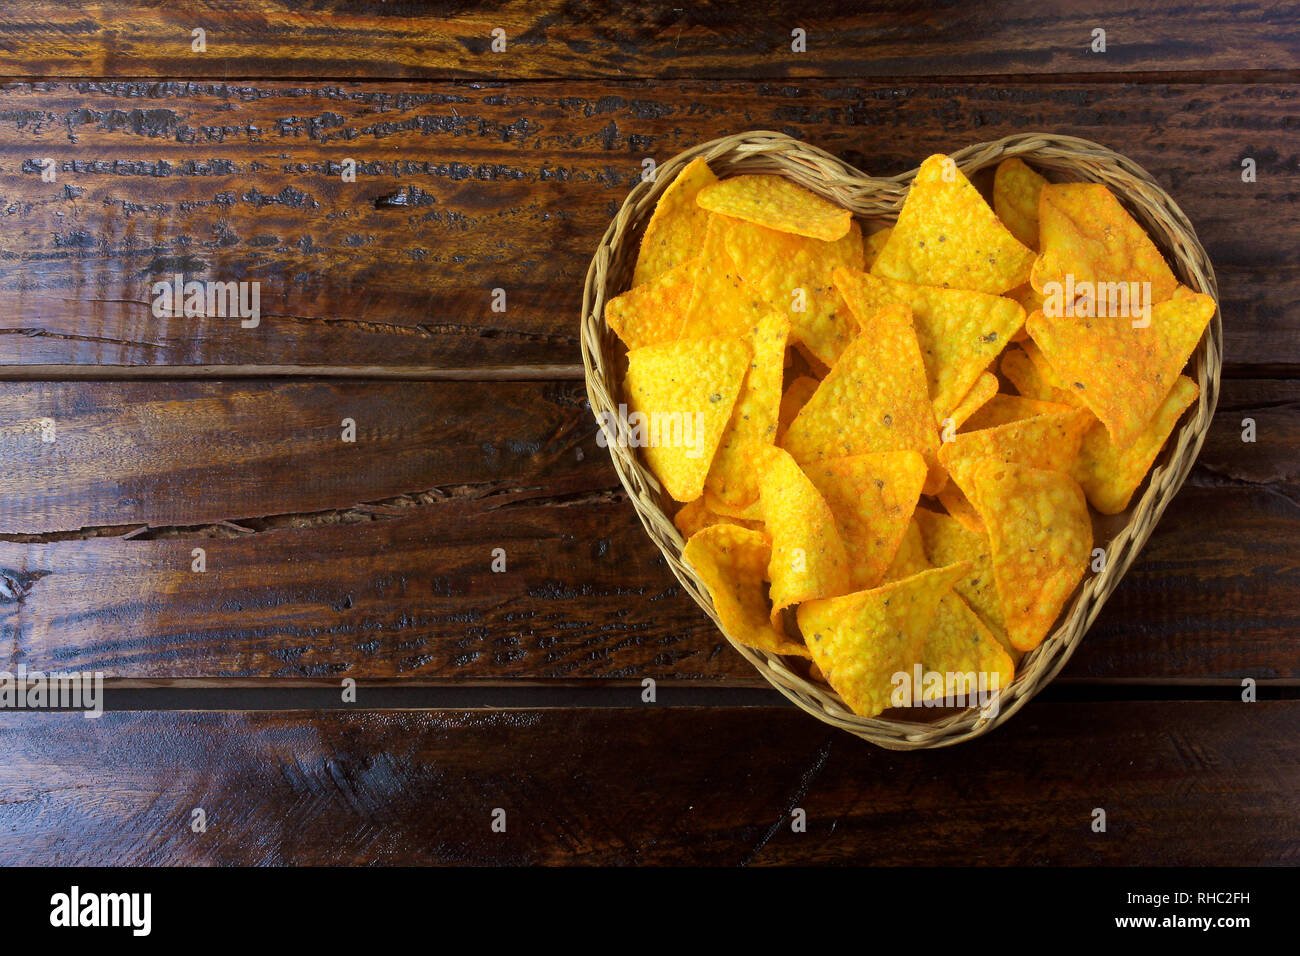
[674,496,764,539]
[682,216,775,338]
[722,217,864,367]
[961,392,1079,433]
[624,335,751,502]
[993,158,1049,250]
[945,372,999,434]
[697,174,852,242]
[604,257,695,350]
[969,459,1092,652]
[1027,285,1215,446]
[759,447,851,624]
[863,226,893,270]
[916,593,1015,703]
[633,156,717,287]
[683,524,808,658]
[937,481,985,535]
[913,507,1012,655]
[781,301,940,475]
[797,563,968,718]
[883,518,928,582]
[776,375,820,445]
[833,268,1026,421]
[1000,345,1077,406]
[703,489,762,521]
[871,154,1035,294]
[1074,375,1199,514]
[1030,182,1179,304]
[705,312,791,509]
[803,451,927,591]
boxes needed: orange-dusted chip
[683,524,807,658]
[722,217,863,367]
[969,459,1092,652]
[781,301,940,472]
[961,392,1078,433]
[913,507,1012,655]
[883,518,928,582]
[937,481,985,536]
[1000,345,1077,406]
[633,157,717,287]
[993,158,1049,250]
[939,406,1094,506]
[833,269,1025,421]
[705,312,791,510]
[872,154,1035,294]
[703,489,762,521]
[776,375,820,445]
[797,563,968,718]
[682,217,775,338]
[1027,285,1215,446]
[759,447,851,624]
[1030,182,1179,304]
[944,371,998,434]
[623,335,751,502]
[1074,375,1199,514]
[804,451,927,591]
[863,226,893,270]
[697,174,851,242]
[604,257,695,350]
[674,496,763,539]
[917,593,1015,702]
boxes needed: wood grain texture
[1,2,1296,80]
[0,705,1294,865]
[0,79,1293,370]
[0,378,1294,681]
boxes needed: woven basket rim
[580,130,1223,750]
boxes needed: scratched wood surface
[0,4,1297,867]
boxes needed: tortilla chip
[633,157,717,287]
[781,300,940,474]
[1000,345,1077,406]
[674,497,763,539]
[945,372,999,434]
[833,268,1026,421]
[993,158,1049,250]
[863,227,893,270]
[683,524,807,658]
[623,335,751,502]
[776,375,820,445]
[804,451,927,591]
[1074,374,1199,514]
[797,563,968,718]
[1030,182,1179,304]
[883,518,929,581]
[703,489,762,521]
[969,459,1092,652]
[722,217,864,366]
[917,593,1016,702]
[961,393,1079,433]
[682,216,775,338]
[913,507,1012,655]
[871,154,1035,294]
[604,257,695,350]
[697,174,852,242]
[937,481,985,536]
[759,447,851,624]
[1027,285,1215,446]
[705,312,791,509]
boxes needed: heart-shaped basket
[580,131,1222,749]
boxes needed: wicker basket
[580,131,1222,749]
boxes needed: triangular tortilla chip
[759,447,851,625]
[968,459,1092,652]
[913,507,1013,657]
[633,156,717,287]
[604,257,695,350]
[871,154,1035,294]
[918,593,1016,703]
[722,217,864,366]
[705,312,791,510]
[623,335,751,502]
[993,158,1049,250]
[883,517,928,582]
[1000,344,1078,406]
[1029,182,1179,304]
[781,301,940,481]
[803,451,927,591]
[776,375,820,445]
[682,216,775,338]
[796,563,968,718]
[939,406,1095,505]
[673,497,763,540]
[946,372,999,433]
[697,174,852,242]
[683,524,807,658]
[863,226,893,270]
[937,481,985,535]
[833,268,1026,421]
[1027,285,1215,445]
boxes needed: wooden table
[0,2,1296,866]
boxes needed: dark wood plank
[0,704,1293,865]
[0,377,1295,681]
[0,79,1293,370]
[0,2,1295,80]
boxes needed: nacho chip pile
[606,151,1212,719]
